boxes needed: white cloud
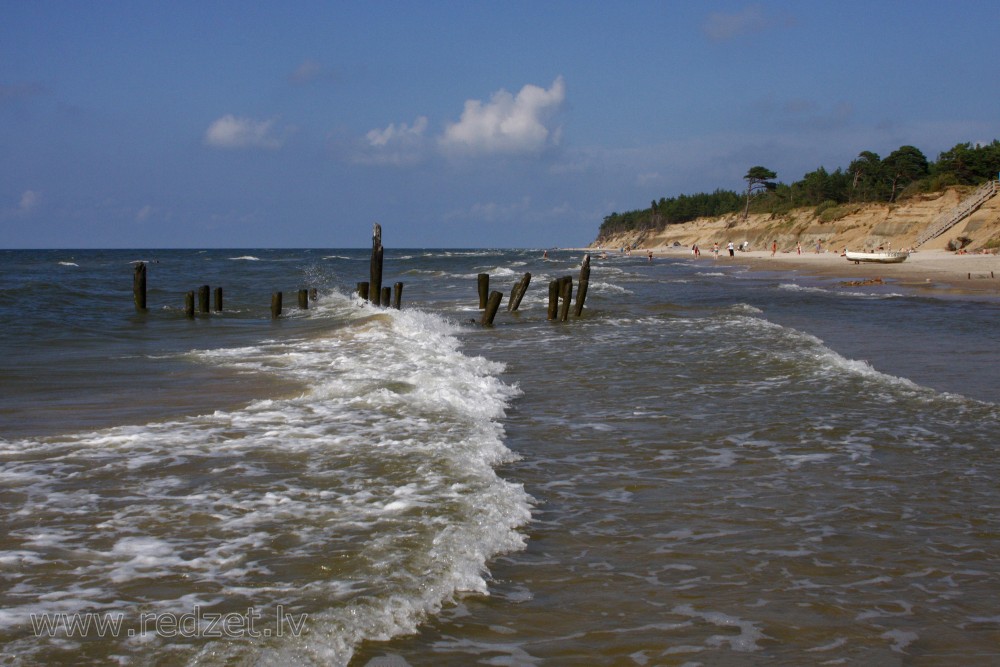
[352,116,430,166]
[135,204,153,222]
[204,114,285,150]
[703,5,777,41]
[366,116,428,148]
[440,77,566,155]
[18,190,40,213]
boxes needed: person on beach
[727,241,735,257]
[797,242,802,255]
[713,242,719,259]
[771,240,777,256]
[647,249,653,262]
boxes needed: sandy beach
[637,246,1000,296]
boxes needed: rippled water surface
[2,248,999,665]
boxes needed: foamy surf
[0,296,532,666]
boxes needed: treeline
[598,140,1000,240]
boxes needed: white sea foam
[0,297,532,665]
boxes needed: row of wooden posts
[130,224,589,325]
[476,253,591,325]
[354,223,405,309]
[131,262,315,319]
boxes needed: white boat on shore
[844,250,909,264]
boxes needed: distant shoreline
[580,247,1000,297]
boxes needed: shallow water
[2,249,999,665]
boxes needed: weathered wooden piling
[477,273,490,309]
[547,280,559,320]
[271,292,282,319]
[298,289,309,309]
[309,287,318,301]
[507,272,531,312]
[573,254,591,317]
[184,291,195,319]
[133,262,147,312]
[214,287,223,312]
[198,285,210,314]
[370,223,383,305]
[381,286,391,307]
[357,282,370,301]
[481,290,503,326]
[392,282,403,309]
[558,276,573,322]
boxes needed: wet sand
[650,247,1000,296]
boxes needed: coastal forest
[598,140,1000,241]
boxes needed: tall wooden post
[184,291,195,319]
[547,280,559,320]
[508,272,531,312]
[573,254,591,317]
[198,285,210,313]
[133,262,147,312]
[558,276,573,322]
[392,282,403,309]
[271,292,282,319]
[482,291,503,326]
[477,273,490,309]
[298,289,309,309]
[370,223,383,305]
[214,287,223,312]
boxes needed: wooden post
[573,254,591,317]
[357,282,370,301]
[482,290,503,326]
[309,287,318,301]
[214,286,223,312]
[133,262,147,312]
[477,273,490,309]
[271,292,282,319]
[508,272,531,311]
[370,223,383,305]
[298,289,309,309]
[184,291,195,319]
[381,286,391,307]
[392,282,403,309]
[547,279,559,320]
[558,276,573,322]
[198,285,210,313]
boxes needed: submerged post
[357,282,370,301]
[392,282,403,309]
[133,262,147,312]
[198,285,210,314]
[547,280,559,320]
[370,223,383,305]
[477,273,490,309]
[184,291,195,319]
[380,286,391,307]
[558,276,573,322]
[508,272,531,312]
[573,254,591,317]
[298,289,309,309]
[271,292,282,319]
[482,290,503,326]
[214,287,223,312]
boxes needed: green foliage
[599,138,1000,239]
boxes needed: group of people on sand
[691,241,740,258]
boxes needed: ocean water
[1,248,999,666]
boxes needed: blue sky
[2,1,998,248]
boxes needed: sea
[1,247,999,666]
